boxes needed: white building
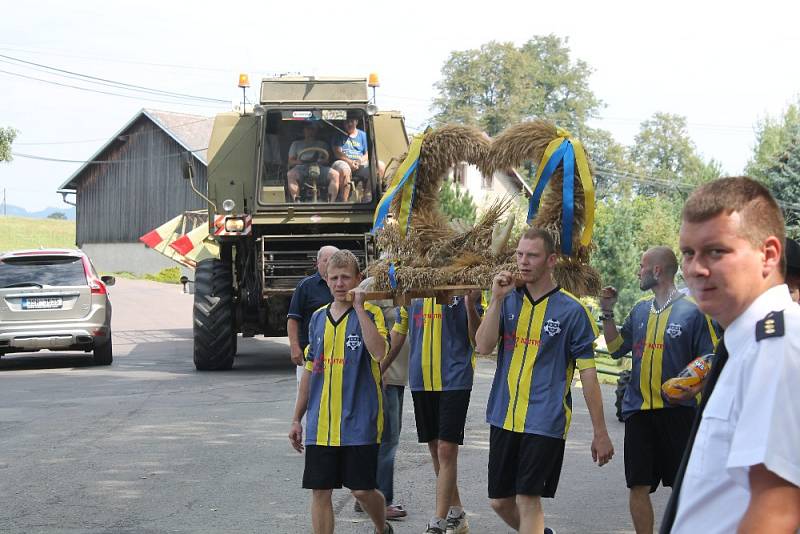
[449,163,532,210]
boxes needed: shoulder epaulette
[756,310,785,341]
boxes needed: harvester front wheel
[193,259,235,370]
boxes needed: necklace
[651,288,678,314]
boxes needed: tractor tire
[193,258,235,371]
[615,369,631,422]
[93,337,113,366]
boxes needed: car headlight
[222,199,236,212]
[225,217,245,232]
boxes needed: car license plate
[22,297,63,310]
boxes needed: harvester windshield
[259,108,380,205]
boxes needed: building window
[482,171,493,190]
[453,162,467,186]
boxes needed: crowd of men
[286,176,800,534]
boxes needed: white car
[0,249,114,365]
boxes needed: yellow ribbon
[373,133,425,237]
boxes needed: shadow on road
[0,329,294,375]
[0,353,98,371]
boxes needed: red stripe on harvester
[170,234,195,255]
[139,229,164,248]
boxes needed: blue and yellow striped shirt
[607,293,719,418]
[486,286,598,439]
[304,303,387,446]
[394,296,483,392]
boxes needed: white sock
[447,506,464,518]
[430,517,447,530]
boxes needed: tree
[582,127,639,199]
[629,113,704,188]
[0,127,17,162]
[47,212,67,220]
[746,101,800,180]
[761,126,800,229]
[431,35,602,136]
[439,181,478,225]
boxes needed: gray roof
[58,108,213,191]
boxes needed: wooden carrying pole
[345,285,483,306]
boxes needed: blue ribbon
[527,141,569,222]
[527,139,578,256]
[561,142,575,256]
[388,262,398,289]
[372,159,419,234]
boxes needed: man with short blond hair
[289,249,393,534]
[662,177,800,534]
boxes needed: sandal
[386,504,407,520]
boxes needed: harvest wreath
[356,120,600,304]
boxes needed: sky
[1,0,799,211]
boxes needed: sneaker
[376,522,394,534]
[354,500,363,513]
[386,504,407,520]
[424,518,446,534]
[544,528,557,534]
[445,512,469,534]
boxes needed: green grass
[0,216,76,252]
[110,267,182,284]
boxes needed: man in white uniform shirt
[662,177,800,533]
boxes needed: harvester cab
[147,74,409,370]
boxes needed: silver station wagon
[0,249,115,365]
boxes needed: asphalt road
[0,279,668,534]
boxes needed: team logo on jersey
[448,296,460,308]
[666,323,683,338]
[543,319,562,336]
[345,334,362,350]
[508,313,515,321]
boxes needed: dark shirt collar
[518,285,560,306]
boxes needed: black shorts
[624,407,696,492]
[411,389,471,445]
[302,444,379,490]
[488,425,565,499]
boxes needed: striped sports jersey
[608,293,719,418]
[486,286,599,439]
[394,296,482,392]
[303,303,388,446]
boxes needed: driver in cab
[286,120,340,203]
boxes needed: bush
[144,267,182,284]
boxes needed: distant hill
[2,204,76,220]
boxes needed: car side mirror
[101,275,116,287]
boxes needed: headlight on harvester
[224,217,246,232]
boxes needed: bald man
[288,246,339,383]
[600,247,719,534]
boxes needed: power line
[0,68,227,109]
[14,115,214,146]
[595,166,800,213]
[0,53,229,103]
[0,45,239,73]
[12,146,208,165]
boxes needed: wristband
[599,312,614,321]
